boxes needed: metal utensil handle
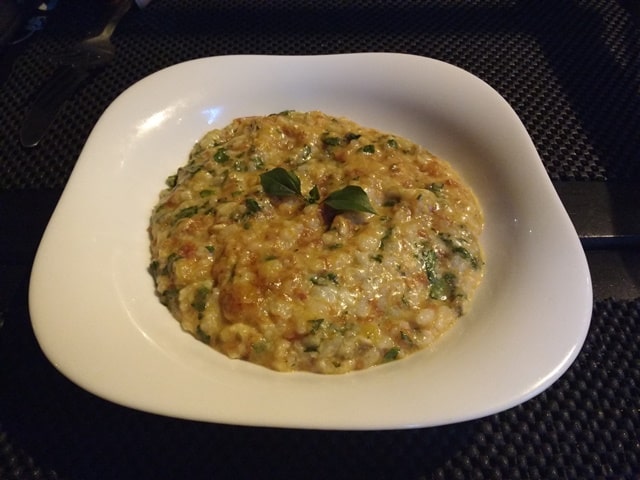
[98,0,132,41]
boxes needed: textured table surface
[1,1,639,479]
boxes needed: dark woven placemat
[1,1,639,479]
[0,0,639,190]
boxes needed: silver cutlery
[20,0,132,148]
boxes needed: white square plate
[29,54,592,430]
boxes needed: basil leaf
[260,168,302,197]
[324,185,376,214]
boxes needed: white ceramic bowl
[29,53,592,430]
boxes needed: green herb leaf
[175,205,199,220]
[191,286,210,312]
[214,148,230,164]
[260,168,302,197]
[344,132,361,143]
[427,182,444,197]
[438,233,481,269]
[148,260,160,280]
[418,246,438,283]
[361,144,375,154]
[370,253,383,263]
[400,331,413,344]
[322,135,342,146]
[298,144,312,162]
[245,197,261,214]
[383,346,400,361]
[165,174,177,188]
[251,156,265,169]
[310,272,339,286]
[324,185,376,214]
[379,227,393,250]
[308,318,324,333]
[429,272,457,301]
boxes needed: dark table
[1,1,639,478]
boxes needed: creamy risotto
[148,111,483,373]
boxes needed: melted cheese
[149,111,483,373]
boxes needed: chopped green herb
[199,189,214,198]
[322,135,342,146]
[165,174,177,188]
[427,182,444,197]
[205,245,215,254]
[429,272,457,301]
[298,144,312,162]
[214,148,230,164]
[344,132,361,143]
[251,340,268,353]
[310,272,339,286]
[175,205,199,220]
[191,286,210,312]
[455,245,479,268]
[383,347,400,361]
[361,144,375,154]
[195,326,211,343]
[251,156,265,169]
[309,318,324,333]
[417,246,438,283]
[438,234,481,269]
[160,287,179,306]
[245,197,261,214]
[400,331,413,344]
[379,227,393,250]
[148,260,160,279]
[370,253,383,263]
[386,138,399,149]
[164,252,183,276]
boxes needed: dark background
[1,1,639,479]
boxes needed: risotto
[148,111,484,373]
